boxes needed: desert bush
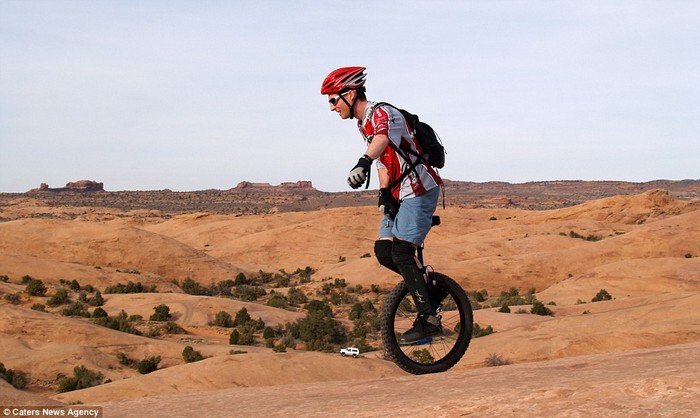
[25,279,47,296]
[150,304,172,321]
[0,275,8,282]
[469,289,489,302]
[229,328,255,345]
[530,301,554,316]
[213,311,233,327]
[233,285,266,301]
[86,291,104,307]
[61,302,90,317]
[4,293,21,305]
[31,303,47,312]
[234,272,249,285]
[410,349,434,363]
[180,277,210,296]
[93,310,140,335]
[91,307,108,318]
[213,279,235,296]
[182,346,204,363]
[0,362,27,389]
[287,299,348,352]
[233,307,252,327]
[272,343,287,353]
[473,323,495,338]
[57,365,103,393]
[568,230,602,241]
[104,281,157,294]
[20,275,34,284]
[498,303,511,313]
[136,356,161,374]
[266,292,289,309]
[592,289,613,302]
[263,326,275,339]
[484,353,511,367]
[46,288,70,307]
[294,266,316,283]
[115,352,135,367]
[287,287,308,306]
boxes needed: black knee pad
[374,240,399,273]
[390,239,416,268]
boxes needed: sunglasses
[328,91,350,106]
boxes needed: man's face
[328,90,353,119]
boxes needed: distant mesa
[233,181,316,191]
[34,180,104,192]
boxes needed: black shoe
[399,315,442,345]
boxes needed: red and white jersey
[358,102,442,201]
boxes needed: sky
[1,0,698,193]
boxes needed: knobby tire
[380,272,473,375]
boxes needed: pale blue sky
[1,0,698,192]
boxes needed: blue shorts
[378,186,440,246]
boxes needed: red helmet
[321,66,366,95]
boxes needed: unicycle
[379,220,473,374]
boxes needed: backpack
[375,102,446,169]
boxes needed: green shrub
[182,346,204,363]
[287,300,348,352]
[47,288,69,307]
[473,323,495,338]
[180,277,210,295]
[136,356,161,374]
[469,289,489,302]
[592,289,613,302]
[116,352,134,367]
[263,326,275,339]
[0,362,27,389]
[287,287,308,306]
[87,291,104,307]
[61,302,90,317]
[31,303,47,312]
[4,293,20,305]
[93,310,140,335]
[229,329,240,344]
[233,307,252,327]
[530,301,554,316]
[57,365,103,393]
[232,285,266,301]
[92,307,108,318]
[104,281,157,294]
[266,293,289,309]
[213,311,233,327]
[25,279,47,296]
[569,230,602,241]
[150,304,172,321]
[484,353,510,367]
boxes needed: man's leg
[391,238,434,315]
[374,238,400,274]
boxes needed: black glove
[347,155,372,189]
[378,187,400,217]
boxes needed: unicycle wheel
[380,272,473,374]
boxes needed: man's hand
[378,187,400,216]
[347,155,372,189]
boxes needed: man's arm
[365,134,391,188]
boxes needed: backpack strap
[371,102,425,189]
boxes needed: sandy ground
[0,189,698,416]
